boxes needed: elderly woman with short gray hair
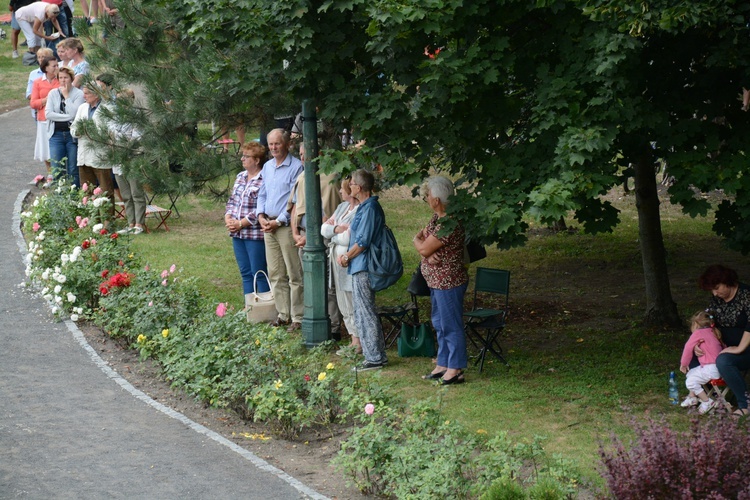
[413,175,469,385]
[338,169,388,371]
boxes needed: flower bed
[21,180,582,498]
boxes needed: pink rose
[161,270,169,279]
[365,403,375,415]
[169,264,176,274]
[148,301,153,307]
[93,187,102,195]
[81,182,88,191]
[82,197,88,205]
[75,216,82,225]
[161,279,168,286]
[32,222,40,232]
[216,303,227,317]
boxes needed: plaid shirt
[225,170,264,240]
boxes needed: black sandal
[422,371,446,380]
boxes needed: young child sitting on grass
[679,310,724,414]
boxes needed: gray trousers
[351,271,387,364]
[115,174,146,226]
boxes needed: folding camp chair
[704,378,732,410]
[463,268,510,373]
[378,266,431,348]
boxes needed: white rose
[41,287,49,295]
[54,285,62,294]
[51,306,59,314]
[93,197,108,208]
[54,295,63,304]
[56,274,66,284]
[43,294,53,301]
[67,293,76,303]
[69,253,78,263]
[72,246,82,257]
[92,223,104,233]
[33,199,39,207]
[41,270,50,280]
[61,254,70,264]
[70,314,79,322]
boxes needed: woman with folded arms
[45,66,83,186]
[413,175,469,385]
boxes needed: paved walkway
[0,108,325,499]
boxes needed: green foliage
[334,397,580,498]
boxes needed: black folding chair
[463,268,510,372]
[378,266,431,348]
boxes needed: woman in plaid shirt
[225,142,270,296]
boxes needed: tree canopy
[80,0,750,325]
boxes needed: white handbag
[245,271,277,323]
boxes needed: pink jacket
[680,327,723,367]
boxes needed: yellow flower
[162,328,169,338]
[326,362,335,370]
[137,334,146,344]
[128,253,134,259]
[273,379,283,390]
[255,339,260,346]
[476,429,487,435]
[318,372,327,381]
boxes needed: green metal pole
[301,99,331,347]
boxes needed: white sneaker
[681,396,699,407]
[131,226,144,235]
[116,227,133,235]
[12,50,19,59]
[698,399,717,415]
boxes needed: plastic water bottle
[668,371,679,405]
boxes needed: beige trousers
[264,226,304,323]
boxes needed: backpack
[368,225,403,292]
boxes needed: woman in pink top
[679,310,724,414]
[30,56,59,175]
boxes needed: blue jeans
[431,283,468,370]
[717,350,750,410]
[49,130,79,187]
[232,237,269,295]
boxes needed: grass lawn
[126,180,748,490]
[0,2,34,114]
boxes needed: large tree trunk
[633,156,682,327]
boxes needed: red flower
[99,284,109,295]
[304,374,311,382]
[82,240,90,249]
[100,228,108,235]
[110,233,118,240]
[101,269,109,278]
[118,260,124,267]
[68,227,74,233]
